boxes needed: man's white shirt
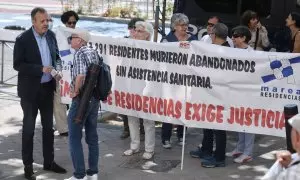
[200,34,234,47]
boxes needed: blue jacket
[161,31,198,42]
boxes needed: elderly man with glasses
[262,113,300,180]
[200,16,234,47]
[65,28,101,180]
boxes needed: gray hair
[170,13,189,31]
[135,21,153,41]
[212,23,228,40]
[31,7,47,20]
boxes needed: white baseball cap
[65,27,91,42]
[288,113,300,133]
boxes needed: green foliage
[103,6,122,17]
[104,3,141,18]
[120,7,131,18]
[63,4,72,12]
[60,0,154,18]
[86,0,95,13]
[166,0,174,19]
[77,5,84,14]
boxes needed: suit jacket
[13,27,62,101]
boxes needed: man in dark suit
[13,7,66,180]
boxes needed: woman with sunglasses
[226,26,255,164]
[241,10,269,51]
[160,13,197,149]
[51,11,81,137]
[52,11,79,138]
[61,10,79,29]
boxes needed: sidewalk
[0,85,286,180]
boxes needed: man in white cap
[65,28,100,180]
[262,113,300,180]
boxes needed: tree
[60,0,64,12]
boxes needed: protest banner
[56,26,300,137]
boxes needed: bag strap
[96,53,103,66]
[289,160,300,167]
[254,28,259,50]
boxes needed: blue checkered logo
[261,56,300,83]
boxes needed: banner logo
[261,56,300,84]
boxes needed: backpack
[76,63,101,124]
[81,50,112,101]
[94,54,112,101]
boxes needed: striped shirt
[70,46,99,91]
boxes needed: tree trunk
[60,0,64,12]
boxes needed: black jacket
[161,31,198,42]
[13,27,61,101]
[221,41,230,47]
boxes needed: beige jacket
[249,26,270,51]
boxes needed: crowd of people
[12,6,300,180]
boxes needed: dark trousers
[21,82,54,166]
[201,129,226,161]
[161,123,183,142]
[122,115,144,134]
[285,119,296,153]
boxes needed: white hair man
[262,113,300,180]
[65,28,101,180]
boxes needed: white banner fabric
[56,26,300,137]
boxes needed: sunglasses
[67,21,77,25]
[207,22,215,27]
[232,34,243,38]
[67,36,80,44]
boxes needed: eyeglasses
[67,36,80,44]
[207,22,215,27]
[67,21,77,25]
[177,23,188,27]
[232,34,243,38]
